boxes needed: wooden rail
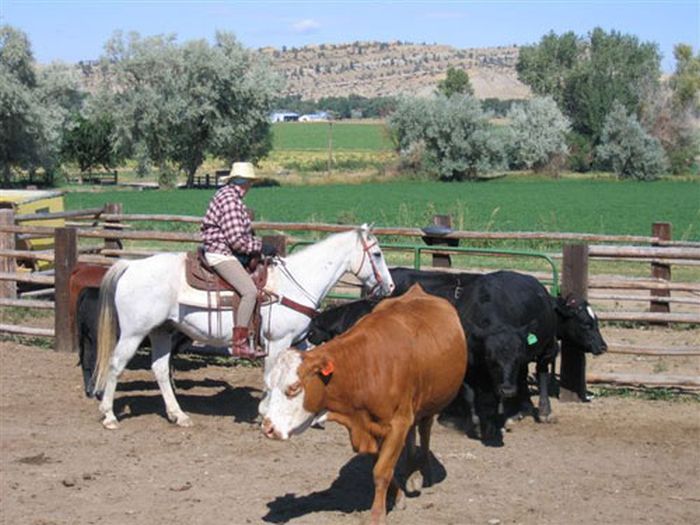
[587,372,700,389]
[606,343,700,356]
[1,206,698,393]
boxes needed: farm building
[269,110,299,122]
[299,111,331,122]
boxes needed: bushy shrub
[389,95,505,180]
[566,132,595,172]
[506,96,570,174]
[596,102,668,180]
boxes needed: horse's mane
[284,228,359,264]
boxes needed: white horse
[93,225,394,429]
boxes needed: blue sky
[1,1,698,72]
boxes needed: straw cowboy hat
[220,162,257,183]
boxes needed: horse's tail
[93,260,130,395]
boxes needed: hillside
[77,41,531,101]
[260,41,531,101]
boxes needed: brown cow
[261,284,467,525]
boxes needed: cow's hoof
[540,414,557,424]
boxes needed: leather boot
[231,327,266,359]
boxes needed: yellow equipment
[0,190,65,271]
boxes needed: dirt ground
[1,326,699,525]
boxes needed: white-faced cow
[262,285,467,525]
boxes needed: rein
[352,234,384,295]
[266,259,320,319]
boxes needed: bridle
[351,232,385,296]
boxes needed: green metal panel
[287,241,560,302]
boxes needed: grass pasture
[66,177,700,241]
[272,121,393,151]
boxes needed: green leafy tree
[389,95,504,180]
[517,28,662,145]
[62,111,118,173]
[596,102,668,180]
[0,25,80,185]
[506,96,570,175]
[670,44,700,112]
[101,31,281,187]
[436,67,474,97]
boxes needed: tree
[436,67,474,97]
[516,31,580,106]
[0,25,80,186]
[517,28,662,145]
[61,111,118,173]
[669,44,700,112]
[101,31,281,187]
[596,102,668,180]
[506,97,570,175]
[389,95,505,180]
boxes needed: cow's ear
[555,296,573,317]
[303,354,335,383]
[316,357,335,385]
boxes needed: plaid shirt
[201,185,262,256]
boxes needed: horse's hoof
[394,492,407,511]
[176,416,194,427]
[405,471,423,495]
[102,418,119,430]
[169,413,193,427]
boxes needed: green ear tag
[527,333,538,345]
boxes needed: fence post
[54,227,78,352]
[651,222,671,322]
[427,214,453,268]
[0,209,17,299]
[104,202,123,252]
[559,243,589,402]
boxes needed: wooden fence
[1,205,698,394]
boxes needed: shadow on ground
[263,450,447,523]
[113,380,261,424]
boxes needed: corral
[1,338,698,525]
[1,199,699,524]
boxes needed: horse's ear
[368,222,375,232]
[359,223,369,233]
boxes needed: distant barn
[299,111,331,122]
[270,111,299,122]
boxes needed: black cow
[449,271,560,445]
[307,267,478,344]
[77,287,101,397]
[553,295,608,356]
[307,268,607,446]
[306,298,378,345]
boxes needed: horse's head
[352,224,395,298]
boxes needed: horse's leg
[98,335,142,430]
[150,328,192,427]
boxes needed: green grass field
[272,121,393,151]
[66,177,700,241]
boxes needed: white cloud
[292,19,321,34]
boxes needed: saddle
[184,248,270,350]
[186,247,268,293]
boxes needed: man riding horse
[201,162,277,359]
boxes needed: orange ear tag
[320,360,335,376]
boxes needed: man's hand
[261,243,278,257]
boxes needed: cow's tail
[92,260,130,395]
